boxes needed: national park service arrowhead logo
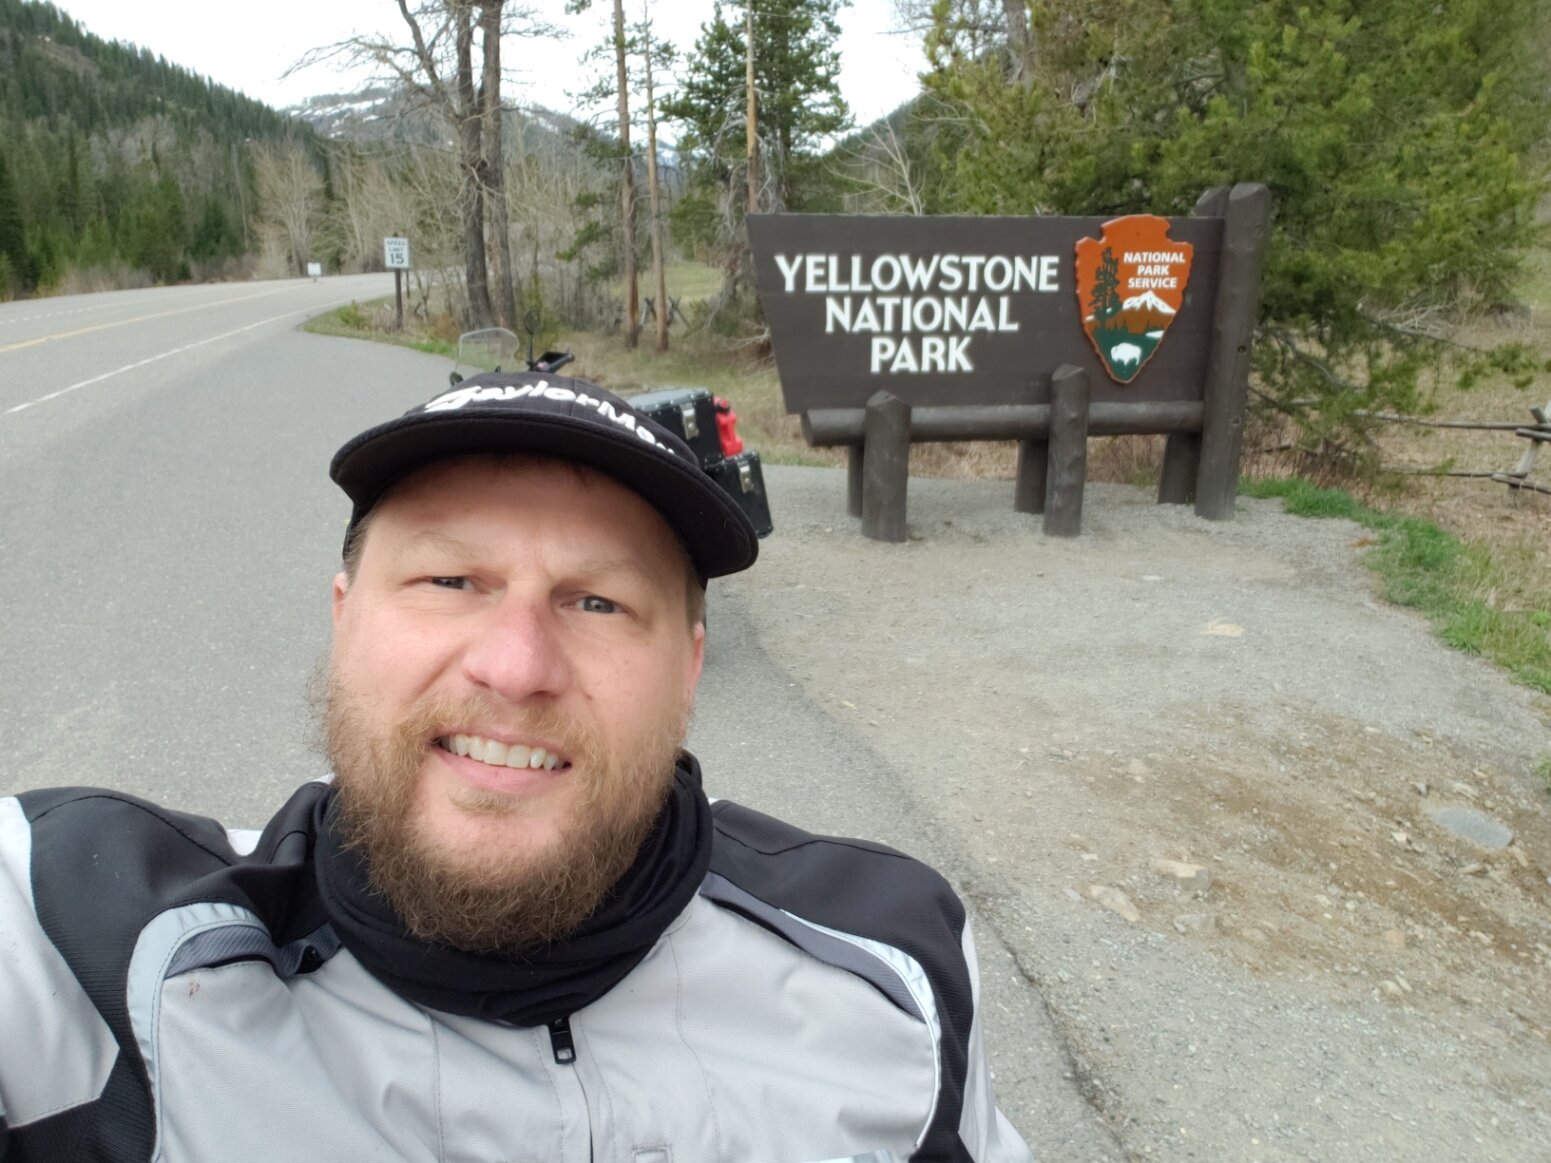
[1075,216,1194,384]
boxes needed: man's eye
[578,595,618,614]
[428,577,471,590]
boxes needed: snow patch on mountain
[1122,290,1176,315]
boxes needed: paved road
[1,275,419,821]
[0,280,1114,1158]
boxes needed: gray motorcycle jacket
[0,781,1032,1163]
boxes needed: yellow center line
[0,284,302,355]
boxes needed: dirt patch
[730,468,1551,1160]
[1078,709,1551,1026]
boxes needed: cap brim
[330,407,759,579]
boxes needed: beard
[321,672,687,955]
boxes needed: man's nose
[459,594,572,702]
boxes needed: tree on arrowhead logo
[1075,215,1194,384]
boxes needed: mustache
[405,697,603,769]
[327,686,608,776]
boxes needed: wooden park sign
[747,183,1270,539]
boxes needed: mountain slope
[0,0,312,293]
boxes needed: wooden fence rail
[1376,400,1550,496]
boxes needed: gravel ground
[722,466,1551,1162]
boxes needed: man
[0,373,1032,1162]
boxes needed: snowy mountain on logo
[1104,289,1177,334]
[1121,291,1176,316]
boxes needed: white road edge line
[3,308,315,417]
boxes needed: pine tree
[664,0,849,215]
[0,145,27,291]
[924,0,1550,456]
[1090,249,1120,323]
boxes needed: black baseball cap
[330,373,759,579]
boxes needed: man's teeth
[441,735,563,771]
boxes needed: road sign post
[384,236,411,331]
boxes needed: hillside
[0,0,314,294]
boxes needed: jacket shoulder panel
[708,800,967,967]
[707,801,975,1161]
[8,782,332,1160]
[0,797,117,1132]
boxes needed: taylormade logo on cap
[423,381,681,457]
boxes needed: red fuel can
[714,397,744,457]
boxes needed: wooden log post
[1157,187,1232,505]
[1157,438,1198,505]
[1043,365,1090,537]
[861,390,911,543]
[1014,438,1048,514]
[846,446,865,517]
[1195,183,1272,520]
[1504,401,1551,490]
[803,409,866,518]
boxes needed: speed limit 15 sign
[384,237,411,270]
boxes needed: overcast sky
[51,0,926,128]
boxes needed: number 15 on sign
[384,237,411,269]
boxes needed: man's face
[325,455,705,951]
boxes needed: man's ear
[332,572,349,629]
[684,621,706,706]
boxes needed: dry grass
[898,434,1163,485]
[1327,260,1551,590]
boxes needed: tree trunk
[1002,0,1036,87]
[642,12,668,352]
[455,2,493,327]
[480,1,516,330]
[613,0,638,349]
[745,2,757,215]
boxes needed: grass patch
[1536,754,1551,794]
[1243,477,1551,694]
[611,260,724,306]
[1240,477,1378,521]
[304,298,457,361]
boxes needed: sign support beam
[861,391,910,543]
[846,446,865,518]
[1014,437,1048,515]
[1044,365,1091,537]
[1195,184,1272,519]
[1158,186,1233,505]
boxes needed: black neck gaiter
[313,753,713,1027]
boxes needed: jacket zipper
[547,1015,576,1065]
[547,1015,589,1160]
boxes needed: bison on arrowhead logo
[1075,215,1194,385]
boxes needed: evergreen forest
[0,0,316,295]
